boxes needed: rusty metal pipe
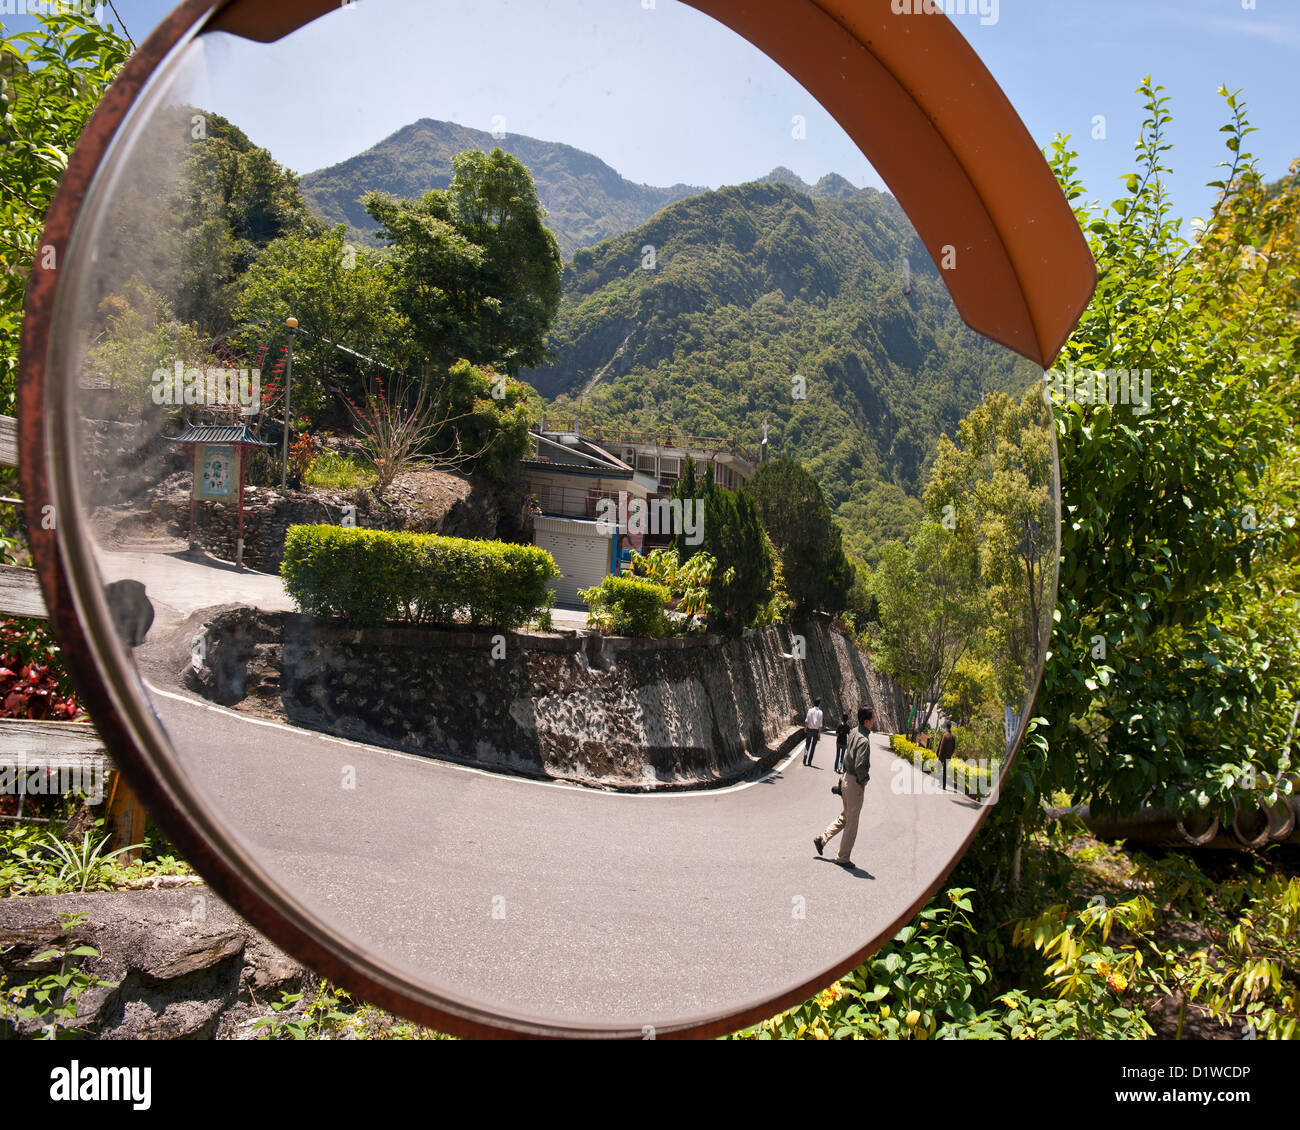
[1230,803,1273,850]
[1065,797,1300,851]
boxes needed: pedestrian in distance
[834,712,850,774]
[802,698,824,766]
[936,720,957,791]
[814,706,874,869]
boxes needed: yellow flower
[1106,971,1128,992]
[1096,960,1112,977]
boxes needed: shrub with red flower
[288,431,320,487]
[0,618,83,721]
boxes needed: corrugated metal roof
[165,424,274,446]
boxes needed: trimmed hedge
[579,575,671,638]
[281,525,559,628]
[889,733,1000,798]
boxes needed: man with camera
[813,706,874,869]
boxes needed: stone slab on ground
[0,888,310,1040]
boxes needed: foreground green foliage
[252,980,455,1041]
[0,11,130,413]
[731,888,1153,1040]
[1182,872,1298,1040]
[281,524,559,628]
[0,820,192,898]
[735,856,1300,1041]
[0,913,112,1040]
[1031,82,1300,823]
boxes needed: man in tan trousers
[813,706,874,868]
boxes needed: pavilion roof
[164,423,274,447]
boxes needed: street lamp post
[281,316,297,490]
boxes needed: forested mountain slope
[523,181,1041,559]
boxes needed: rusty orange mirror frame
[19,0,1096,1039]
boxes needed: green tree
[431,359,531,485]
[171,111,323,334]
[364,149,562,376]
[744,457,855,615]
[923,388,1056,706]
[869,520,983,733]
[85,281,220,414]
[233,225,409,424]
[1031,82,1300,823]
[673,463,774,635]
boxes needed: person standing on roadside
[814,707,874,869]
[802,698,824,766]
[936,721,957,791]
[834,712,850,774]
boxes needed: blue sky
[7,0,1300,225]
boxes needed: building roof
[538,421,760,470]
[164,423,274,447]
[526,430,634,473]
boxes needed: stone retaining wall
[185,609,904,790]
[0,888,308,1040]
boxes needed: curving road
[149,685,988,1030]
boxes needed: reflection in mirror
[55,0,1057,1029]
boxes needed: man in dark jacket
[936,721,957,791]
[834,712,850,774]
[813,707,874,868]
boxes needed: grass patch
[306,450,372,491]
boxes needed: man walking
[936,721,957,791]
[802,698,824,766]
[814,706,873,869]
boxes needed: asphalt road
[149,686,989,1031]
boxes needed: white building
[524,422,760,606]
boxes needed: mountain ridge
[300,118,707,258]
[300,119,870,258]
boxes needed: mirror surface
[51,0,1057,1029]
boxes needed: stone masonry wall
[186,610,904,790]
